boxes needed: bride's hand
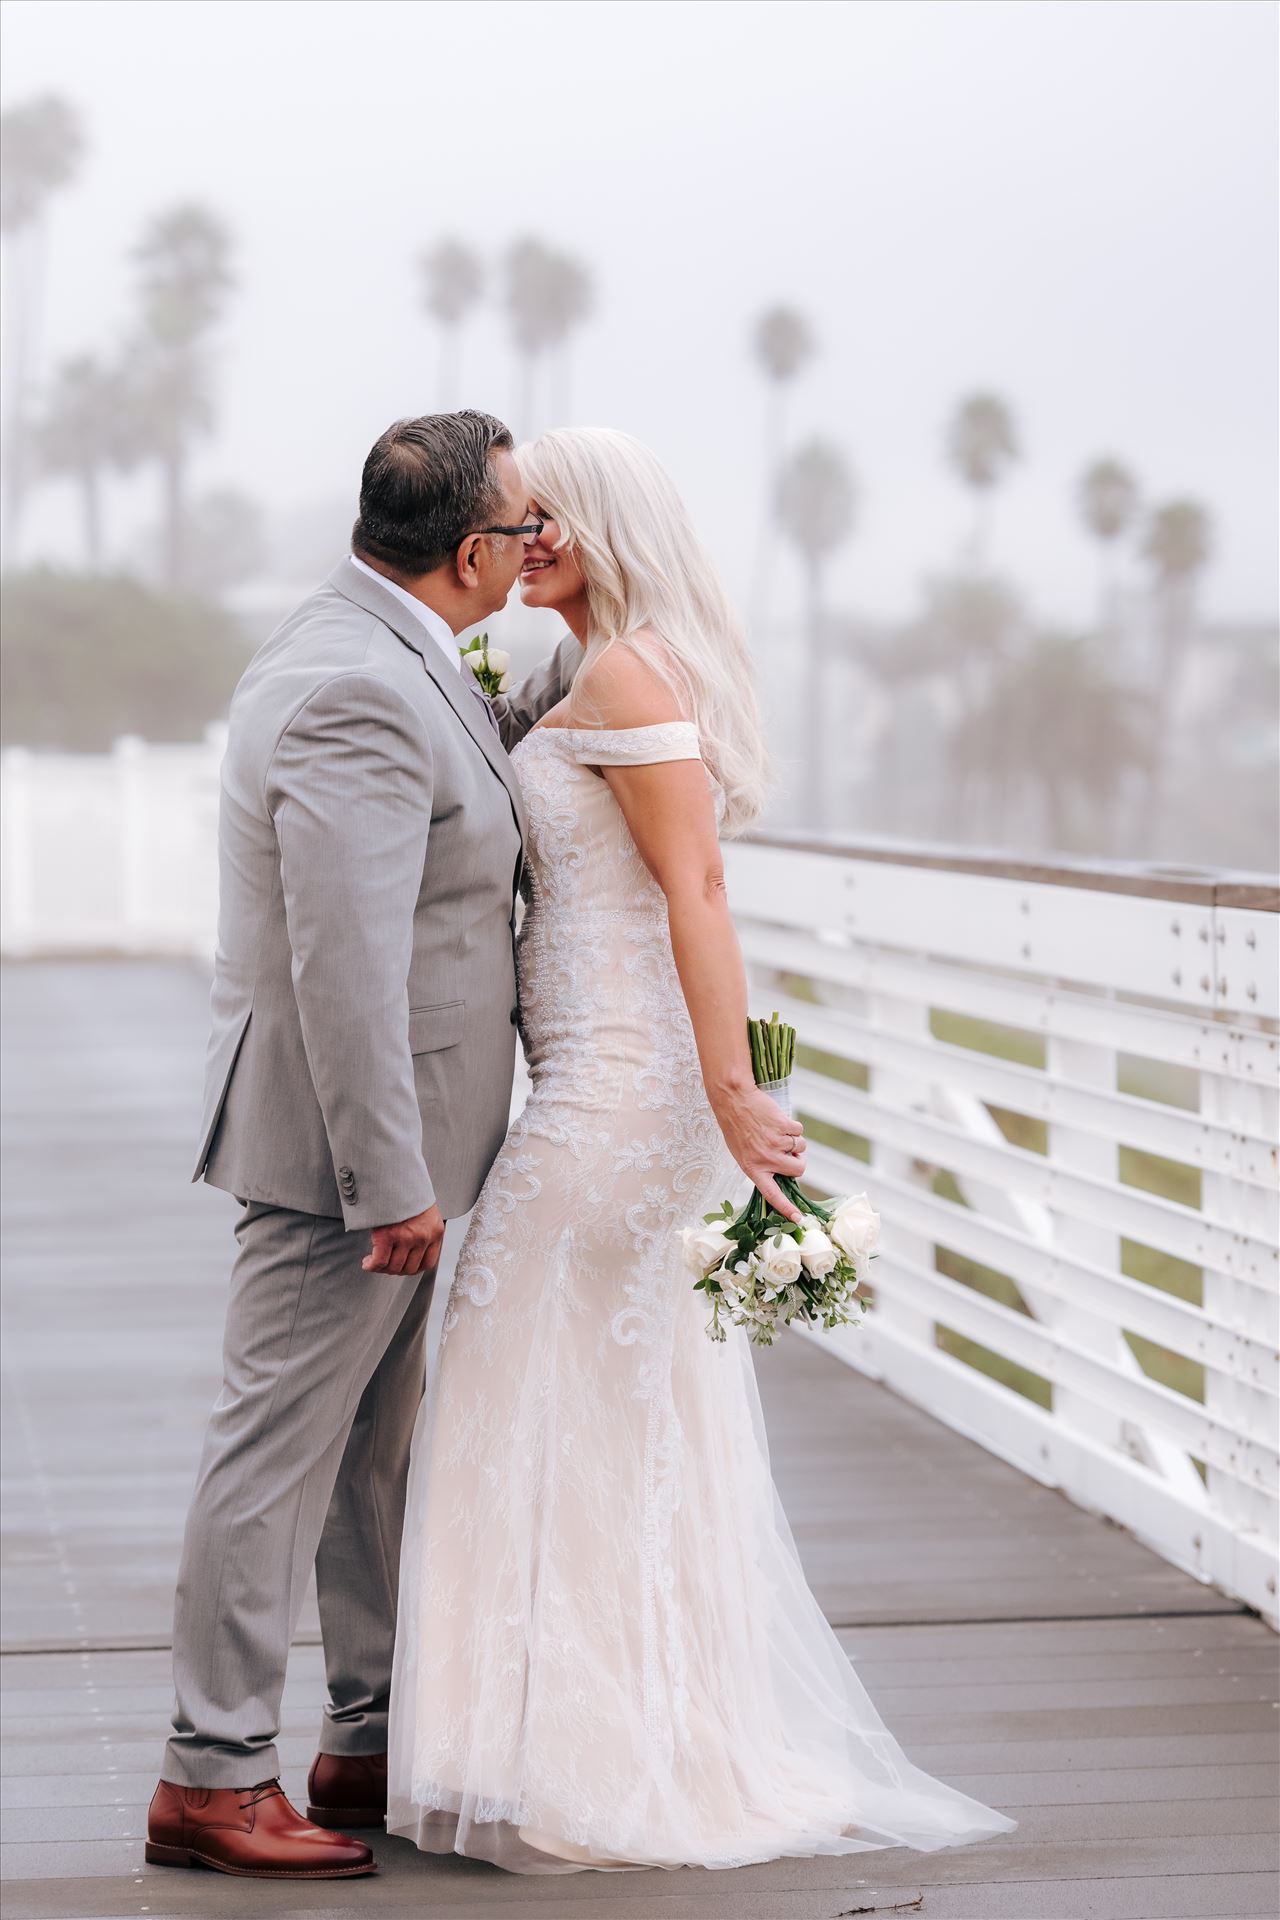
[713,1083,807,1222]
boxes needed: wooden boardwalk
[2,961,1276,1920]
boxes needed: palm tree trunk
[968,488,989,571]
[750,382,787,642]
[81,466,102,570]
[805,556,825,827]
[1136,580,1189,855]
[1045,774,1069,853]
[438,327,458,409]
[163,447,184,592]
[1,222,44,560]
[517,351,536,442]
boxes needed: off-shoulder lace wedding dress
[387,720,1015,1873]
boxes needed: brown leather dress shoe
[307,1750,388,1829]
[145,1778,375,1877]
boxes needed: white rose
[482,646,511,673]
[756,1233,803,1287]
[796,1223,838,1277]
[717,1257,751,1299]
[496,670,511,691]
[829,1193,881,1263]
[682,1222,734,1277]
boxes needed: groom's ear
[454,533,483,591]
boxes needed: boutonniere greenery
[460,633,511,696]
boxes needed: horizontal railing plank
[765,988,1278,1179]
[740,828,1280,912]
[738,919,1279,1087]
[873,1253,1279,1484]
[793,1069,1279,1276]
[729,844,1277,1010]
[836,1156,1279,1385]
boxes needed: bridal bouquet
[459,632,511,695]
[684,1014,880,1346]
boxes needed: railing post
[1044,1030,1127,1454]
[114,735,148,952]
[1041,1027,1205,1511]
[0,749,36,957]
[865,987,937,1358]
[1201,1047,1280,1623]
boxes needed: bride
[386,427,1015,1873]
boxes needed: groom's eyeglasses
[472,514,546,545]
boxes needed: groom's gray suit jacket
[194,557,576,1228]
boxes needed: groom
[147,411,577,1878]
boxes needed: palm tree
[129,203,234,589]
[1078,457,1139,637]
[951,634,1152,850]
[911,570,1023,702]
[33,355,134,567]
[776,440,856,824]
[0,95,85,556]
[860,572,1025,839]
[504,239,592,436]
[753,306,816,478]
[750,305,816,634]
[1138,499,1213,850]
[181,488,267,599]
[946,392,1020,570]
[419,240,484,406]
[1144,498,1212,682]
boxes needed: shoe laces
[238,1779,285,1812]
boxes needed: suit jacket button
[509,1006,519,1024]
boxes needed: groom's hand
[362,1203,445,1277]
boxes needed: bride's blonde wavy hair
[516,427,770,837]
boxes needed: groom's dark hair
[352,410,514,575]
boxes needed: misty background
[2,0,1277,869]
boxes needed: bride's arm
[578,647,807,1221]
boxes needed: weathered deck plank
[2,961,1276,1920]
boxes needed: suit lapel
[327,558,528,844]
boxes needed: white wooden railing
[727,831,1279,1626]
[2,737,1277,1622]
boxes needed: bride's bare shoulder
[570,632,686,730]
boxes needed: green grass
[1122,1237,1202,1306]
[930,1008,1046,1069]
[1119,1144,1202,1209]
[796,1041,868,1092]
[801,1114,871,1166]
[1118,1053,1200,1111]
[1123,1331,1206,1405]
[935,1327,1054,1409]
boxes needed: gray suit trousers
[163,1200,433,1786]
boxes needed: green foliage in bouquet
[685,1015,880,1346]
[748,1009,794,1086]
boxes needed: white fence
[3,737,1278,1622]
[1,731,225,960]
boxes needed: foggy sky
[3,0,1277,627]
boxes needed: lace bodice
[514,721,712,919]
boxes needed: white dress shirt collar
[349,554,461,673]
